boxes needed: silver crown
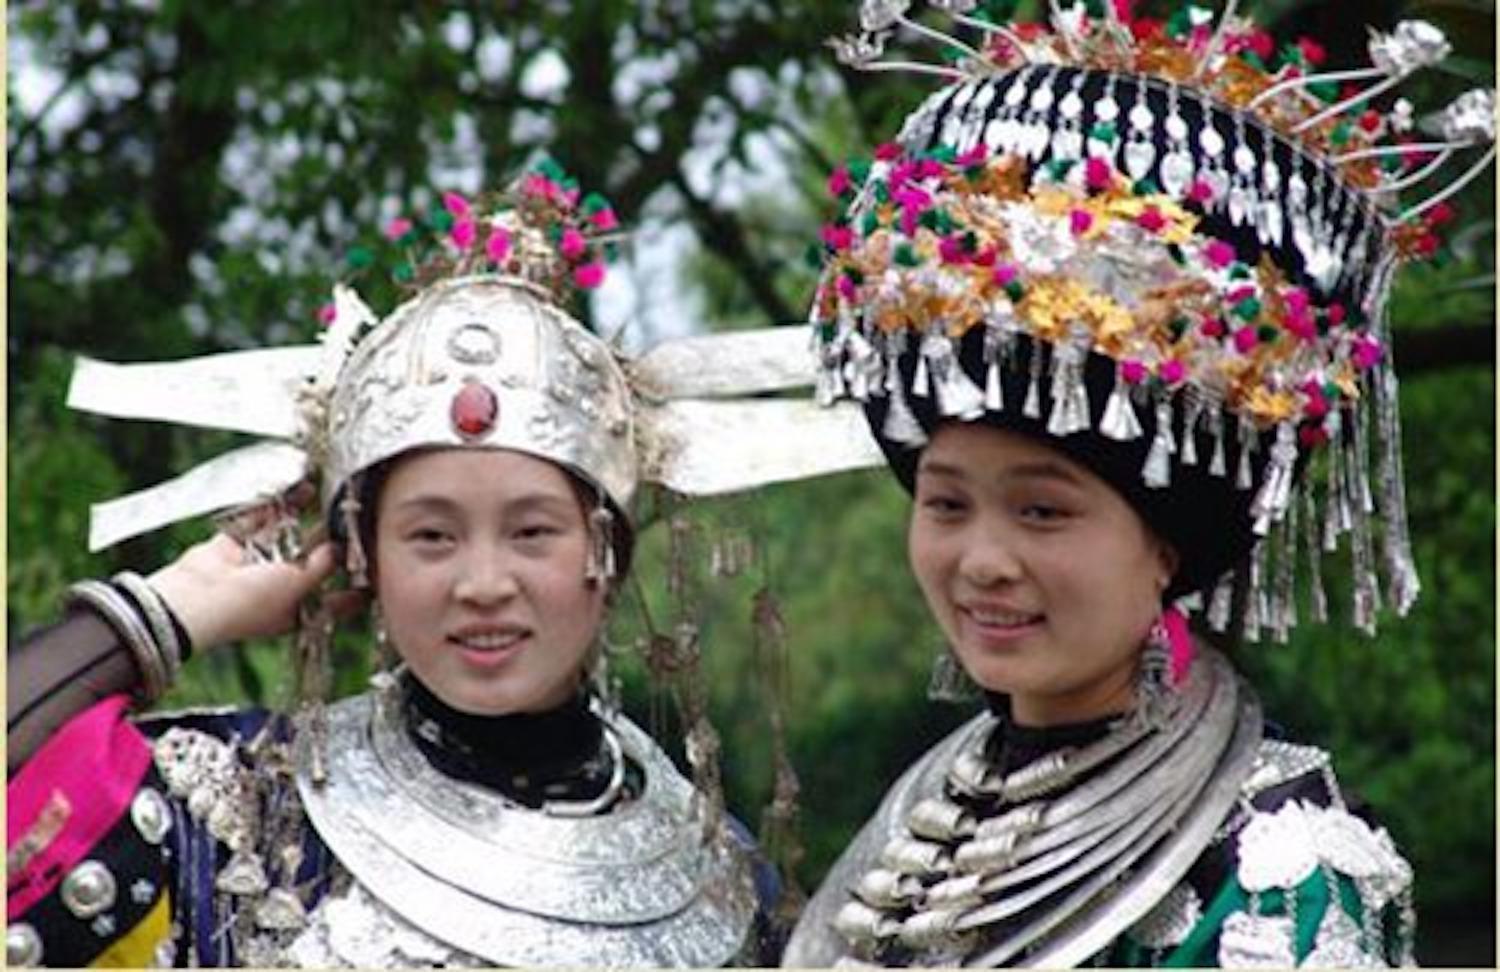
[322,275,637,512]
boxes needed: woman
[784,1,1487,966]
[6,163,870,967]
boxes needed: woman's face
[373,448,608,716]
[908,424,1176,726]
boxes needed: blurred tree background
[8,0,1493,963]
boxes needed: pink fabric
[7,695,151,919]
[1163,606,1195,687]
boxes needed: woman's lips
[958,605,1044,646]
[449,629,530,668]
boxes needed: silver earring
[585,495,617,583]
[927,643,980,703]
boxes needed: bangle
[112,572,185,687]
[63,580,171,704]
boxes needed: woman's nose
[453,550,520,605]
[957,526,1023,588]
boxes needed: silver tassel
[926,332,986,419]
[1250,422,1298,535]
[1303,485,1328,623]
[1141,399,1176,488]
[1235,415,1255,490]
[883,378,929,447]
[984,357,1004,411]
[1271,510,1296,642]
[1243,542,1266,642]
[1180,394,1202,466]
[1375,364,1421,614]
[1099,371,1144,441]
[884,335,906,395]
[340,477,368,588]
[845,331,878,402]
[983,322,1005,412]
[1322,412,1345,553]
[1209,408,1228,477]
[1045,331,1091,435]
[585,502,617,582]
[1280,490,1300,634]
[912,344,932,399]
[1207,571,1235,632]
[1023,341,1044,418]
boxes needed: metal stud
[6,924,43,967]
[60,860,117,919]
[131,788,173,846]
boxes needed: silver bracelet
[63,579,170,703]
[112,572,184,688]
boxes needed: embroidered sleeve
[1112,742,1416,969]
[6,695,177,968]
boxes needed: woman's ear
[1155,538,1180,595]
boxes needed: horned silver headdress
[69,164,883,554]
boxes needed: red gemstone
[451,381,498,438]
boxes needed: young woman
[6,167,849,967]
[781,1,1485,965]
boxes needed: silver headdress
[809,1,1495,638]
[68,169,884,556]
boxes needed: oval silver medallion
[448,323,500,365]
[131,788,173,845]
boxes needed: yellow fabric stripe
[89,891,171,968]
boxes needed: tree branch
[669,169,797,326]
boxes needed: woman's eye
[408,528,453,545]
[919,495,968,517]
[515,523,561,541]
[1018,503,1068,523]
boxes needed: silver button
[6,924,43,967]
[60,859,117,918]
[131,788,173,845]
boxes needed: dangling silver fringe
[1023,340,1045,418]
[1099,370,1143,441]
[912,336,933,399]
[1209,406,1228,477]
[883,376,929,447]
[884,331,907,395]
[845,330,879,402]
[1045,328,1091,435]
[1250,422,1298,535]
[983,322,1005,412]
[1207,571,1235,632]
[925,330,985,419]
[1235,415,1256,490]
[1303,485,1329,623]
[927,644,981,703]
[815,339,844,406]
[1322,411,1346,553]
[1142,398,1176,488]
[1180,391,1203,465]
[340,473,368,588]
[585,499,618,583]
[1243,541,1267,642]
[1271,501,1297,642]
[1375,362,1421,614]
[1349,490,1379,635]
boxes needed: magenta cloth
[6,694,151,919]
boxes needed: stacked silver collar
[295,691,756,967]
[787,649,1261,967]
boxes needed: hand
[147,534,339,652]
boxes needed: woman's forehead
[920,424,1089,484]
[382,447,580,504]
